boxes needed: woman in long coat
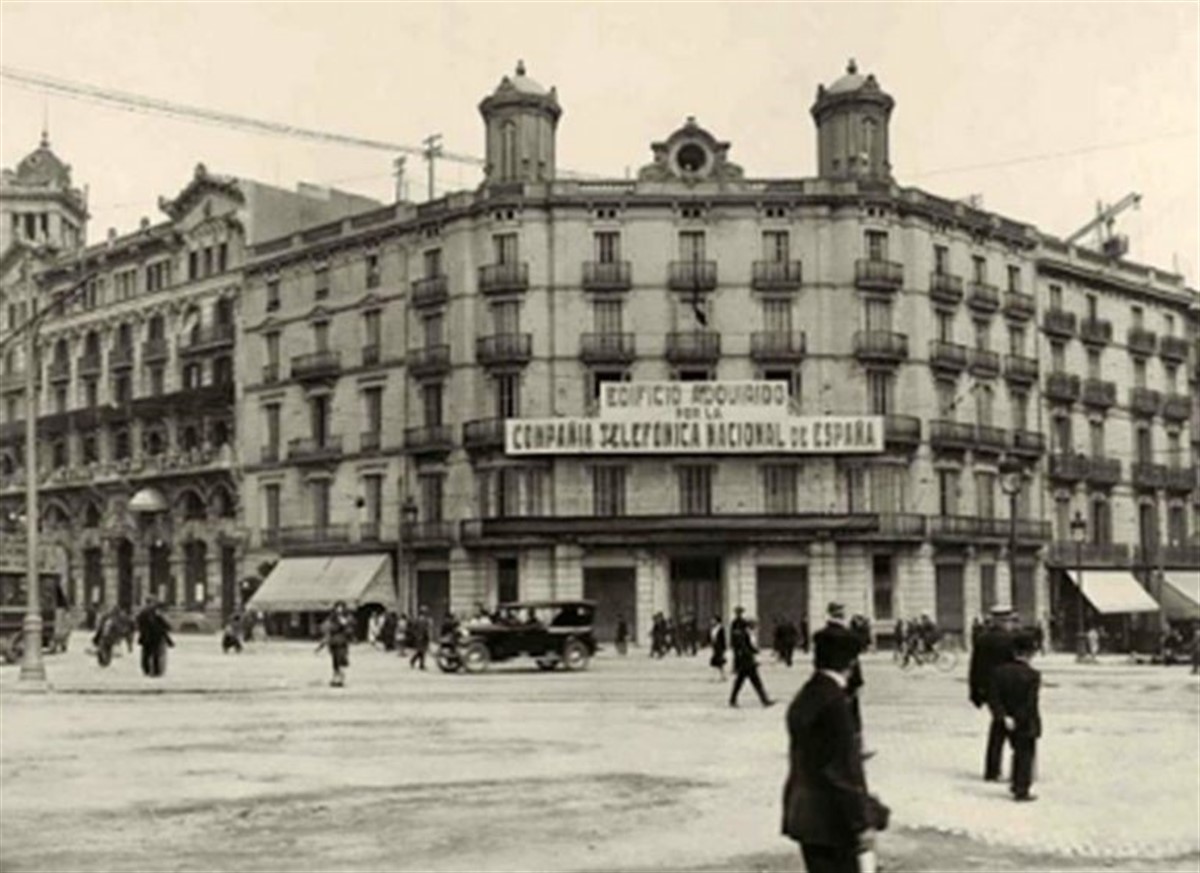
[709,615,727,681]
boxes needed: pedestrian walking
[368,611,385,648]
[686,614,699,656]
[798,617,810,654]
[729,614,774,708]
[650,612,667,658]
[708,615,727,681]
[988,633,1042,802]
[395,612,409,656]
[782,634,888,873]
[776,616,798,667]
[316,600,354,687]
[615,614,629,656]
[221,612,244,654]
[410,606,432,670]
[1086,625,1101,661]
[968,605,1017,782]
[381,610,398,652]
[813,603,865,738]
[668,617,684,657]
[135,598,173,677]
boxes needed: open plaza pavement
[1,633,1198,873]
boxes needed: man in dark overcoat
[989,632,1042,801]
[782,633,882,873]
[729,617,774,708]
[969,605,1016,781]
[813,603,865,736]
[135,598,173,677]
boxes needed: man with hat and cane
[969,604,1017,782]
[813,602,867,750]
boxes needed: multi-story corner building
[0,156,379,625]
[239,60,1197,647]
[1035,242,1200,642]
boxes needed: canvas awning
[1065,570,1159,615]
[1160,573,1200,622]
[247,554,395,613]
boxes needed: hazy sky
[2,2,1197,282]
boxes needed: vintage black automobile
[439,600,597,673]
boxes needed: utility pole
[423,134,443,202]
[20,305,45,684]
[393,156,407,203]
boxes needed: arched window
[500,121,518,180]
[211,419,230,447]
[183,491,207,521]
[84,502,103,529]
[54,338,69,364]
[145,429,165,457]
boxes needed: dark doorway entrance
[756,565,808,648]
[584,566,637,643]
[496,557,519,604]
[935,563,966,639]
[221,545,237,619]
[417,569,450,626]
[116,539,134,609]
[670,557,723,626]
[150,542,172,605]
[84,547,103,610]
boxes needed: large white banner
[506,381,883,455]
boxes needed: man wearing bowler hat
[969,604,1017,781]
[813,602,865,738]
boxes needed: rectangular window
[265,332,280,368]
[364,387,383,436]
[424,248,442,278]
[933,245,949,275]
[84,378,98,408]
[524,468,547,516]
[1053,415,1072,454]
[679,231,706,262]
[203,247,214,277]
[973,319,990,351]
[420,473,445,523]
[266,279,280,312]
[589,369,629,403]
[763,230,790,263]
[871,465,907,513]
[313,322,329,353]
[762,464,798,514]
[1164,314,1175,337]
[1136,426,1152,465]
[1092,498,1113,545]
[594,298,623,335]
[677,465,713,516]
[975,472,996,519]
[1055,498,1071,541]
[491,300,520,335]
[493,233,519,265]
[264,484,280,533]
[365,253,380,288]
[591,465,627,517]
[113,374,131,406]
[937,379,957,419]
[761,368,801,402]
[53,385,67,414]
[1131,305,1143,328]
[149,366,164,396]
[217,243,228,273]
[310,395,330,444]
[188,251,199,281]
[311,480,331,529]
[937,311,954,342]
[494,373,520,418]
[1167,505,1186,546]
[975,385,994,427]
[866,371,893,415]
[972,255,987,283]
[1087,349,1101,379]
[1167,431,1181,469]
[938,470,959,516]
[423,312,444,348]
[1049,284,1062,311]
[496,468,522,518]
[1051,341,1065,373]
[1086,294,1098,320]
[865,230,888,261]
[980,564,997,614]
[1011,390,1028,432]
[314,266,329,300]
[762,298,792,333]
[422,382,443,427]
[864,298,892,332]
[1008,326,1025,356]
[1090,420,1105,457]
[265,404,280,457]
[594,231,620,264]
[1133,358,1146,389]
[1165,364,1178,393]
[1006,265,1021,293]
[362,474,383,525]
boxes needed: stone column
[807,538,838,631]
[553,542,584,600]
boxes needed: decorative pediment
[159,164,244,223]
[638,117,744,184]
[307,304,333,322]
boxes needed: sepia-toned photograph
[1,3,1197,872]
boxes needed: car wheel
[561,639,589,671]
[462,641,491,673]
[536,658,558,671]
[436,650,462,673]
[935,650,958,673]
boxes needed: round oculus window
[676,143,708,173]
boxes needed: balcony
[1159,335,1190,363]
[1079,317,1113,346]
[180,323,235,354]
[966,281,1000,313]
[1042,309,1076,338]
[1003,290,1035,320]
[1047,541,1131,568]
[928,340,968,372]
[109,345,135,369]
[668,260,718,292]
[582,261,632,292]
[142,338,169,362]
[665,331,721,364]
[968,348,1001,377]
[928,272,964,305]
[478,262,529,295]
[78,352,103,376]
[871,514,927,541]
[287,436,343,464]
[1165,466,1197,493]
[463,417,506,452]
[1010,429,1046,458]
[476,333,532,366]
[404,425,454,454]
[751,260,803,292]
[1127,327,1157,356]
[275,525,352,548]
[579,333,636,365]
[262,364,281,385]
[1044,372,1080,403]
[854,259,903,292]
[1132,462,1168,490]
[1129,387,1162,417]
[1086,457,1122,487]
[360,431,381,453]
[1082,378,1117,409]
[411,274,449,308]
[405,521,457,548]
[884,415,921,451]
[750,331,806,362]
[1162,393,1191,422]
[48,359,71,382]
[291,351,341,381]
[1138,543,1200,568]
[0,370,26,393]
[930,420,976,452]
[408,344,451,378]
[975,424,1008,453]
[852,330,908,364]
[1048,453,1089,483]
[929,515,981,543]
[1004,354,1038,385]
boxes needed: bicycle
[898,640,957,672]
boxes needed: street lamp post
[999,458,1025,623]
[20,313,45,683]
[1071,510,1087,660]
[398,494,418,616]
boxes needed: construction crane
[1066,192,1141,258]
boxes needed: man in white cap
[969,604,1017,781]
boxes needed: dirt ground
[2,635,1197,873]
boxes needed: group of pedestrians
[90,598,173,676]
[648,612,701,657]
[220,609,269,653]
